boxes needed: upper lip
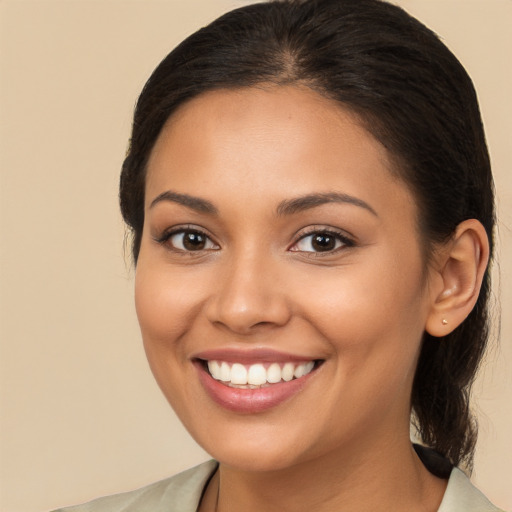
[192,348,321,364]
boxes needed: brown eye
[290,230,353,254]
[311,233,336,252]
[182,231,206,250]
[167,230,218,252]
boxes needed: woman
[55,0,503,510]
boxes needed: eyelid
[153,225,220,251]
[289,226,355,253]
[153,224,354,255]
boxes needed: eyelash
[154,226,219,254]
[290,228,355,255]
[154,226,355,255]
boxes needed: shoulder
[414,444,504,511]
[438,467,505,512]
[51,460,218,512]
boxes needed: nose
[204,252,292,335]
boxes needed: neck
[203,434,447,512]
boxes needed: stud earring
[442,318,448,325]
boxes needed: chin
[185,418,326,473]
[210,443,306,473]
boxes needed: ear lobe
[425,219,490,337]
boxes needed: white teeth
[294,361,314,378]
[206,360,316,386]
[267,363,282,383]
[294,363,305,378]
[220,362,230,381]
[247,364,267,385]
[207,360,220,379]
[230,363,248,385]
[282,362,295,382]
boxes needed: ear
[425,219,490,337]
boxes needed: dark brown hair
[120,0,495,469]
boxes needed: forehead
[145,85,415,223]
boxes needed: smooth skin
[135,86,489,512]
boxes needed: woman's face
[136,86,437,471]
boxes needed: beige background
[0,1,510,511]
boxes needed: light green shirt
[52,460,504,512]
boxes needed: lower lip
[195,362,317,414]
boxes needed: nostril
[205,295,292,334]
[202,259,294,333]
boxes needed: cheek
[133,259,209,414]
[134,258,206,356]
[294,260,426,337]
[292,251,428,380]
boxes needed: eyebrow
[149,190,218,214]
[149,190,377,217]
[276,192,378,217]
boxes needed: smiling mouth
[201,360,322,389]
